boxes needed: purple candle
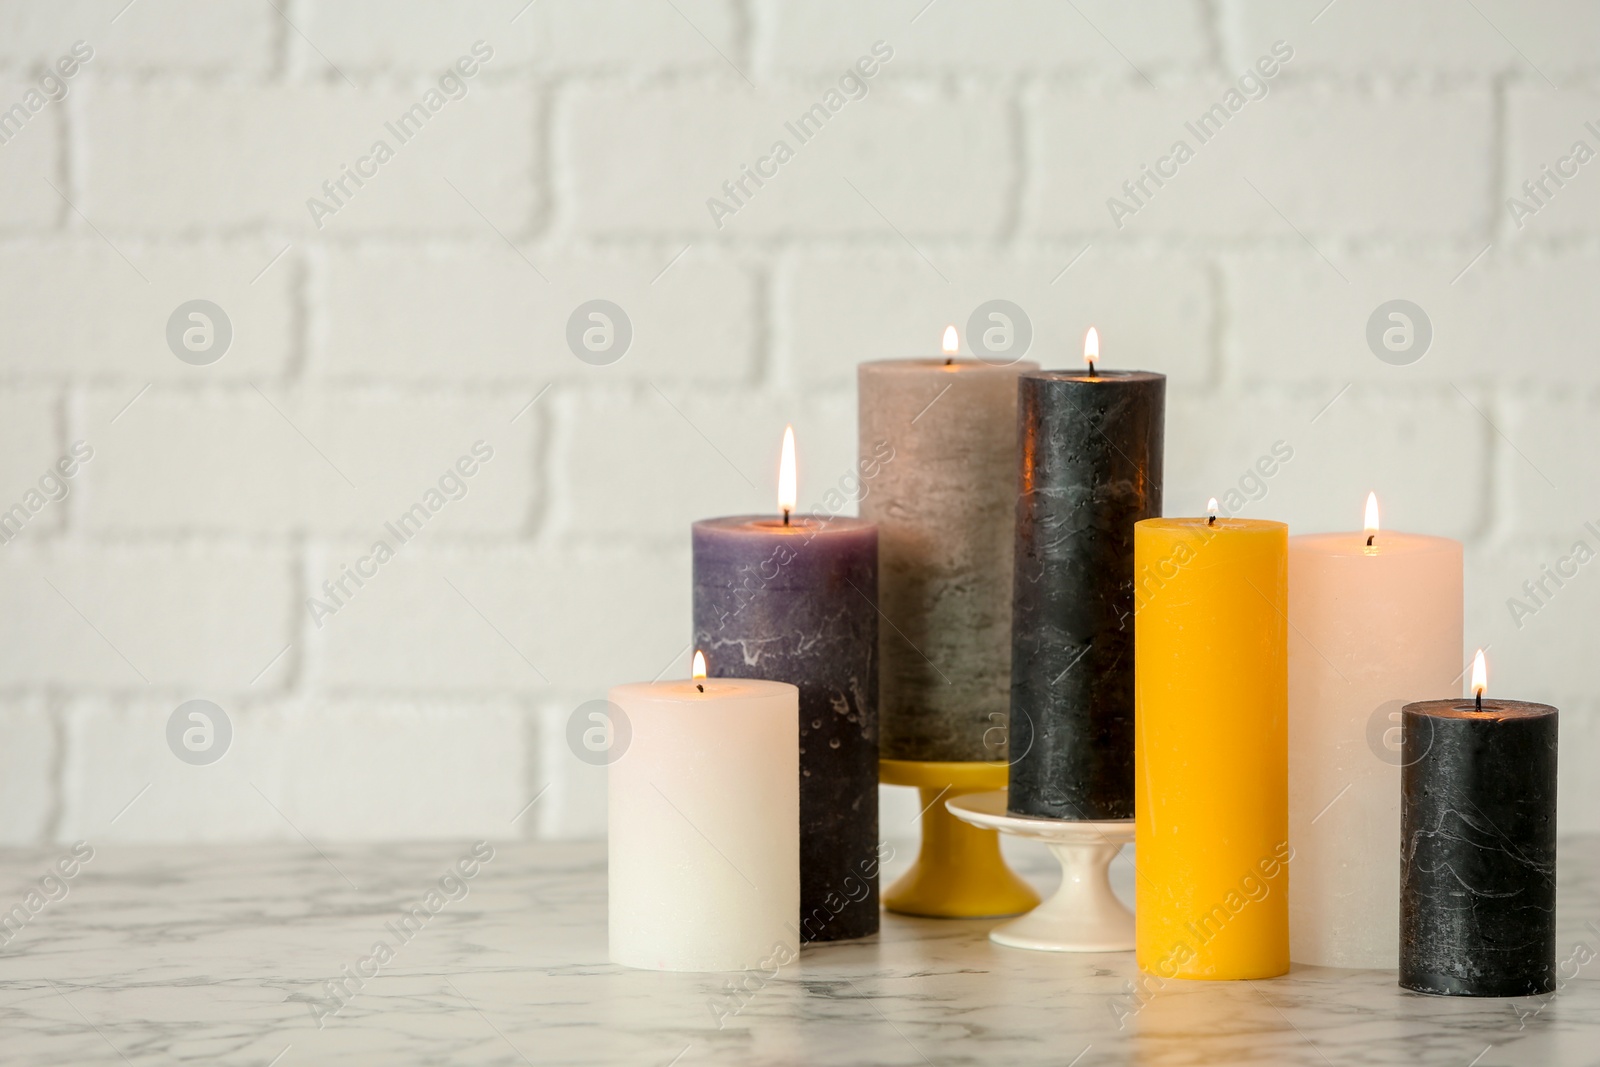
[692,428,880,943]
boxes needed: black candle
[1008,357,1164,820]
[1401,686,1557,996]
[692,514,880,943]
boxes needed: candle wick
[696,683,704,693]
[782,508,790,527]
[1367,533,1375,546]
[1475,691,1482,712]
[1207,515,1215,526]
[1088,364,1096,379]
[944,357,953,366]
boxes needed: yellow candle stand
[879,759,1040,918]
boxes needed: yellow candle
[1133,511,1289,980]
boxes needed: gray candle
[859,351,1038,762]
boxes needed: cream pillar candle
[1288,494,1462,968]
[608,661,799,972]
[858,329,1038,761]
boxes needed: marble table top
[2,837,1598,1066]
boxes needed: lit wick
[1364,491,1379,548]
[1471,649,1486,713]
[941,324,958,367]
[1084,326,1099,380]
[693,649,707,693]
[1207,496,1218,527]
[778,424,797,529]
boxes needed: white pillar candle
[608,667,799,972]
[1288,495,1462,968]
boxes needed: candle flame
[693,650,707,679]
[1207,497,1218,520]
[1364,491,1380,537]
[1084,326,1100,368]
[941,324,959,356]
[1470,649,1487,699]
[778,424,797,516]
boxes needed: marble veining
[2,838,1598,1065]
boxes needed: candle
[859,328,1038,761]
[1134,506,1289,980]
[1009,327,1164,820]
[1288,493,1463,968]
[692,427,880,943]
[1400,651,1558,997]
[608,656,800,972]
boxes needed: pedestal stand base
[946,789,1134,952]
[879,760,1040,919]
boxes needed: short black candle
[1008,369,1164,820]
[693,516,879,943]
[1400,697,1558,996]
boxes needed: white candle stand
[945,789,1135,953]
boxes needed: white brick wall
[79,391,539,534]
[86,85,541,233]
[760,0,1211,76]
[563,84,1014,237]
[2,0,1599,843]
[0,243,298,380]
[322,248,761,384]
